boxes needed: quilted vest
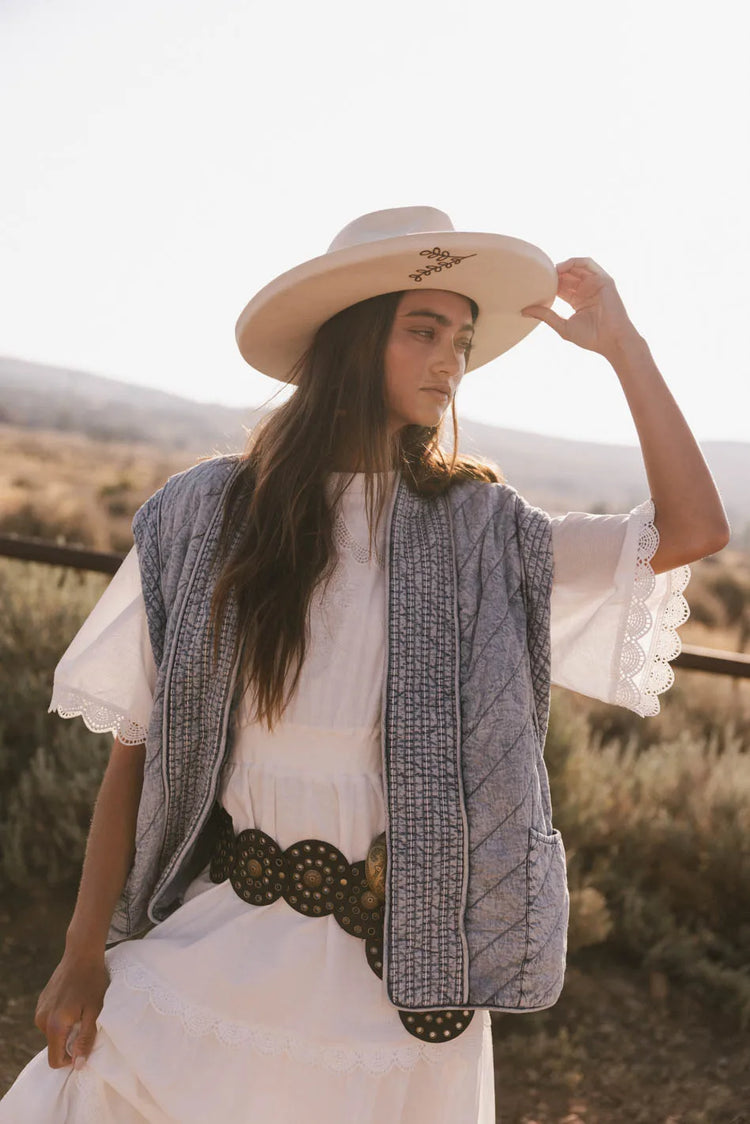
[114,455,569,1013]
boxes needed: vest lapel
[382,478,469,1008]
[154,467,245,911]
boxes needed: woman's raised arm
[522,258,731,573]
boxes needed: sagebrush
[1,556,749,1027]
[0,561,111,888]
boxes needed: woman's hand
[521,257,642,360]
[34,949,110,1068]
[522,257,730,569]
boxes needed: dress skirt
[0,724,495,1124]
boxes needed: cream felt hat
[235,206,557,383]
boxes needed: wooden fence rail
[2,533,750,679]
[0,533,122,575]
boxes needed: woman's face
[383,289,476,435]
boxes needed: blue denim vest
[114,456,568,1013]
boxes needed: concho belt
[209,805,474,1044]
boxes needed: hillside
[2,355,748,541]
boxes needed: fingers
[520,306,567,335]
[556,257,613,281]
[70,1008,99,1065]
[45,1012,80,1068]
[65,1020,82,1061]
[557,256,597,271]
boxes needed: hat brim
[235,230,558,383]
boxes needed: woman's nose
[433,342,463,377]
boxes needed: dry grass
[0,423,194,551]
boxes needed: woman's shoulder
[447,475,535,517]
[137,454,243,517]
[132,455,244,556]
[161,453,243,501]
[447,477,552,556]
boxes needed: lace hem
[615,500,691,717]
[108,959,481,1075]
[48,685,148,745]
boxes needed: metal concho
[333,861,384,939]
[229,827,286,906]
[364,831,386,904]
[365,933,384,979]
[399,1008,475,1042]
[282,840,350,917]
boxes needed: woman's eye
[411,329,472,353]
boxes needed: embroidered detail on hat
[409,247,477,282]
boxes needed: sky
[1,0,748,446]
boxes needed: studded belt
[208,805,474,1044]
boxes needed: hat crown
[327,206,455,254]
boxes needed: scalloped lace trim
[48,685,148,745]
[108,960,480,1075]
[615,500,691,717]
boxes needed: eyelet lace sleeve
[550,499,691,715]
[48,545,156,743]
[49,684,150,745]
[614,500,691,715]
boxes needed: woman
[0,207,729,1123]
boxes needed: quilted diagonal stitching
[449,484,556,1009]
[465,713,532,799]
[468,772,534,855]
[466,855,527,910]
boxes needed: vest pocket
[521,825,570,1008]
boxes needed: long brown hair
[210,290,502,730]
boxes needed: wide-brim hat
[235,206,557,383]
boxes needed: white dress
[0,473,691,1124]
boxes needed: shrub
[0,559,111,891]
[0,501,95,546]
[546,691,750,1026]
